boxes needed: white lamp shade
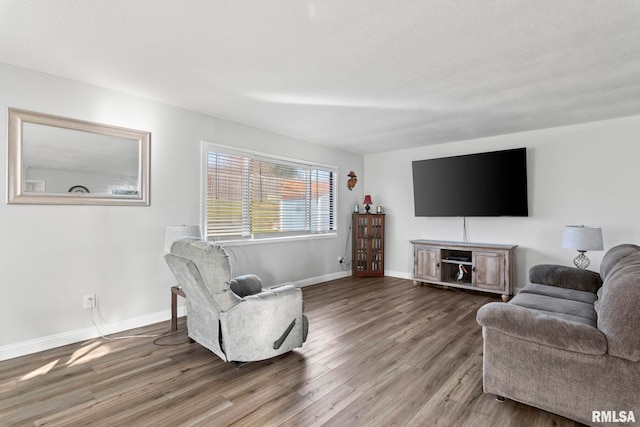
[164,225,202,252]
[561,225,604,251]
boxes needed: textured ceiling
[2,1,640,154]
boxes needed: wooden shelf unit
[353,213,385,277]
[411,239,517,301]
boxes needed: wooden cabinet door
[369,214,384,275]
[414,246,440,282]
[473,251,506,291]
[353,214,370,275]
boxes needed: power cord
[89,302,188,346]
[153,329,190,346]
[463,216,469,243]
[340,214,353,270]
[89,304,161,339]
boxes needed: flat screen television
[412,148,528,217]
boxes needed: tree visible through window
[204,145,337,241]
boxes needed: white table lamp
[164,225,202,252]
[561,225,603,269]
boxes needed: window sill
[212,232,338,247]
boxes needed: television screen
[412,148,528,217]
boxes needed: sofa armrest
[477,302,607,355]
[529,264,602,293]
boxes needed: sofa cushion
[509,293,597,326]
[519,283,598,304]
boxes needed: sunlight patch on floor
[66,341,111,367]
[20,359,58,380]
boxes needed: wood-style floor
[0,277,586,426]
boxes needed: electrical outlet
[338,256,345,264]
[83,294,96,309]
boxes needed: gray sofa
[477,244,640,426]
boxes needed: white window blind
[204,146,336,241]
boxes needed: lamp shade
[561,225,603,251]
[363,195,373,205]
[164,225,202,252]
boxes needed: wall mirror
[7,108,150,205]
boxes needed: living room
[1,2,640,426]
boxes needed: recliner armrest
[477,302,607,355]
[529,264,602,293]
[219,284,305,361]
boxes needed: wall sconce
[561,225,604,269]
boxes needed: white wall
[4,59,638,361]
[0,63,363,360]
[365,115,640,288]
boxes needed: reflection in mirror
[22,124,140,195]
[7,108,150,205]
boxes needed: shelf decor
[363,194,373,213]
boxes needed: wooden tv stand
[411,240,517,301]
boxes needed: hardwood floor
[0,277,586,426]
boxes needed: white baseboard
[1,270,355,362]
[293,270,411,287]
[294,270,351,287]
[295,270,413,285]
[0,306,187,362]
[385,270,412,280]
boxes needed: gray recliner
[165,237,308,363]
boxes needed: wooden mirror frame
[7,108,150,206]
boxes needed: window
[203,144,337,242]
